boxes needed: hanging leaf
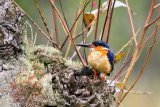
[114,52,126,64]
[83,13,95,31]
[116,82,127,89]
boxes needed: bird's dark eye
[92,42,98,46]
[94,43,98,46]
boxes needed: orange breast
[88,48,111,74]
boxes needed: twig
[104,0,112,43]
[49,0,86,66]
[111,29,140,83]
[122,32,133,64]
[94,0,101,40]
[115,0,156,106]
[115,29,140,56]
[115,29,139,81]
[120,23,159,103]
[136,45,144,62]
[116,69,128,82]
[111,56,132,83]
[59,0,69,29]
[83,0,94,64]
[65,0,82,58]
[138,22,160,60]
[115,32,139,82]
[60,0,92,50]
[52,0,61,50]
[154,3,160,9]
[146,16,160,28]
[140,28,157,48]
[74,19,95,39]
[34,0,55,46]
[106,0,116,43]
[125,0,137,45]
[100,0,112,40]
[11,0,57,46]
[70,26,93,60]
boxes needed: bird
[76,40,115,82]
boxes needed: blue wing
[107,50,115,63]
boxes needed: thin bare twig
[60,0,92,50]
[154,3,160,9]
[115,29,140,56]
[52,0,61,50]
[136,45,144,61]
[70,26,93,60]
[125,0,137,45]
[83,0,94,64]
[11,0,57,46]
[117,29,139,77]
[115,0,156,106]
[146,16,160,28]
[59,0,69,29]
[65,0,82,58]
[140,28,157,48]
[94,0,101,40]
[74,18,95,39]
[34,0,55,46]
[120,23,159,103]
[106,0,116,43]
[104,0,112,43]
[100,0,112,40]
[111,56,132,83]
[49,0,86,66]
[115,30,139,82]
[111,29,140,83]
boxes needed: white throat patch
[102,47,109,50]
[90,48,95,51]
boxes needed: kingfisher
[76,40,115,82]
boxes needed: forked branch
[115,0,156,106]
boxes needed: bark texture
[0,0,23,106]
[0,0,23,60]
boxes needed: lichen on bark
[0,0,23,60]
[0,0,23,106]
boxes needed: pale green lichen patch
[65,59,82,70]
[34,45,61,56]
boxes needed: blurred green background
[14,0,160,107]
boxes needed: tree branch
[115,0,156,106]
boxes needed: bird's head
[76,40,115,63]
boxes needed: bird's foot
[101,74,106,82]
[94,71,98,78]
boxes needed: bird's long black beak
[75,43,92,48]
